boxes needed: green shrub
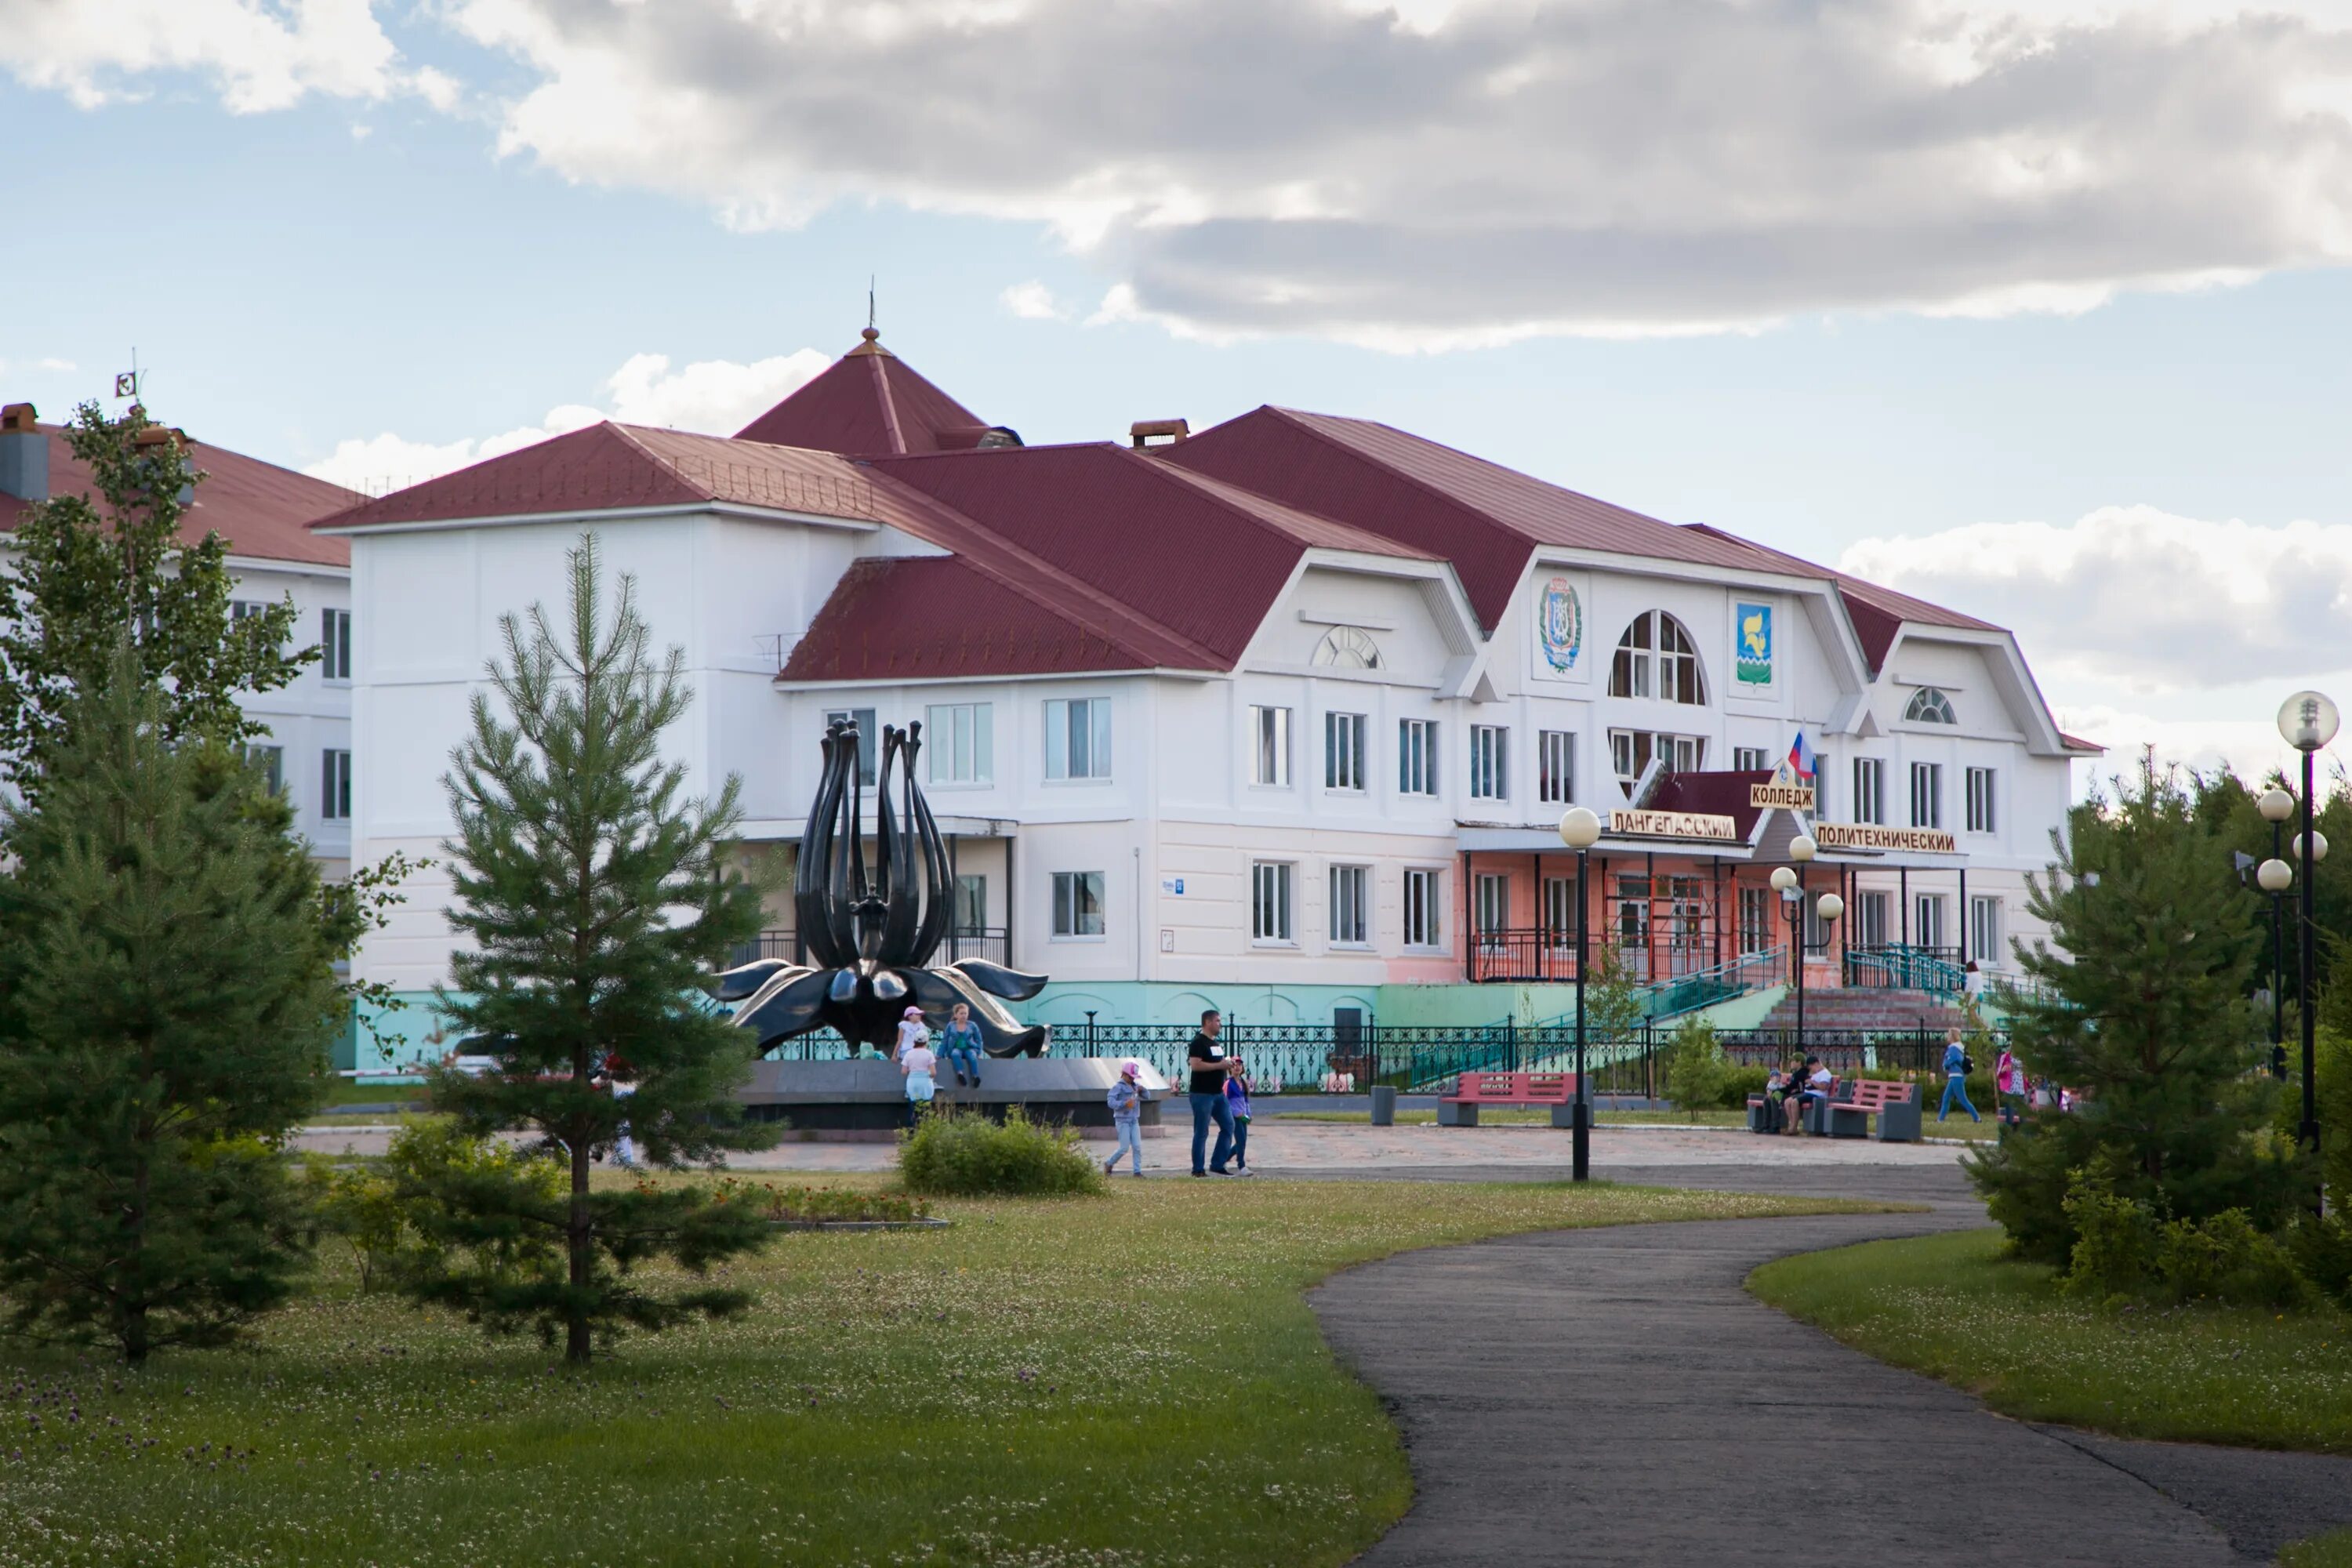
[1718,1065,1769,1110]
[898,1106,1107,1197]
[1664,1018,1730,1113]
[307,1120,567,1293]
[2061,1173,2159,1300]
[2288,1214,2352,1309]
[2154,1208,2309,1309]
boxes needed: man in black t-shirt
[1187,1009,1236,1176]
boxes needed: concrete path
[1310,1171,2352,1566]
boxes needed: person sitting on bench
[1784,1055,1831,1134]
[1759,1063,1795,1133]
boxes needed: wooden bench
[1821,1077,1922,1142]
[1439,1071,1582,1127]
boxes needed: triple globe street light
[2278,690,2339,1202]
[1769,834,1842,1055]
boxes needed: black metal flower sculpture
[712,718,1050,1057]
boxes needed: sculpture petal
[941,958,1050,1002]
[712,957,793,1004]
[730,966,837,1052]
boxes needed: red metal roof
[313,422,891,533]
[1163,406,1769,630]
[866,442,1431,668]
[734,330,994,455]
[1675,522,1998,672]
[0,423,355,567]
[1646,768,1776,840]
[781,556,1186,681]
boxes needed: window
[1312,626,1382,669]
[1249,705,1292,787]
[1854,891,1889,949]
[1324,711,1367,792]
[1473,873,1510,937]
[321,748,352,822]
[1051,871,1105,937]
[245,743,283,796]
[1608,611,1704,704]
[1044,697,1112,781]
[1915,894,1947,950]
[1970,896,2005,967]
[321,608,353,681]
[1403,869,1442,947]
[1609,729,1705,786]
[1910,762,1943,829]
[924,703,993,785]
[1543,876,1578,944]
[1398,719,1438,796]
[1468,725,1508,801]
[1738,886,1772,953]
[1329,865,1370,945]
[1853,757,1886,825]
[1732,746,1769,772]
[953,874,988,934]
[231,598,270,623]
[823,707,880,785]
[1252,862,1295,943]
[1965,766,1997,833]
[1538,730,1575,805]
[1904,686,1957,724]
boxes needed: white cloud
[1000,281,1065,321]
[1842,506,2352,793]
[35,358,75,372]
[429,0,2352,347]
[303,347,827,491]
[0,0,404,111]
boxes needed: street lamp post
[1559,806,1603,1183]
[1772,835,1820,1049]
[2278,691,2339,1210]
[2257,787,2296,1080]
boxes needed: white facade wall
[227,557,354,870]
[344,503,2087,995]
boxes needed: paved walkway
[1308,1167,2352,1566]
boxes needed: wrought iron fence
[1843,944,1965,995]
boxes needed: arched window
[1904,687,1957,724]
[1312,626,1383,670]
[1608,612,1704,704]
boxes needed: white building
[313,333,2097,1058]
[0,401,358,870]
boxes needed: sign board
[1736,601,1773,685]
[1538,576,1584,673]
[1749,782,1815,810]
[1160,877,1185,895]
[1813,823,1958,854]
[1610,808,1739,841]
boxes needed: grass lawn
[315,1080,430,1113]
[1749,1227,2352,1452]
[0,1176,1875,1567]
[2285,1530,2352,1566]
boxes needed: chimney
[132,423,198,504]
[1129,417,1189,450]
[0,403,46,503]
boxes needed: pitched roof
[1646,768,1776,840]
[781,556,1192,682]
[0,421,356,568]
[1162,405,1767,629]
[1675,522,1999,671]
[312,422,890,533]
[866,442,1432,668]
[734,329,996,455]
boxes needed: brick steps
[1754,988,1960,1034]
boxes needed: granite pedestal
[740,1058,1172,1141]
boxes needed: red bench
[1439,1071,1583,1127]
[1822,1077,1922,1142]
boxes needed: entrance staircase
[1753,988,1959,1036]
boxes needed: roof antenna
[867,274,877,334]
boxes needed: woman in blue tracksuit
[1937,1029,1980,1123]
[1225,1058,1254,1176]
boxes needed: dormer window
[1904,687,1957,724]
[1609,612,1704,704]
[1312,626,1383,670]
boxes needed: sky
[2,0,2350,789]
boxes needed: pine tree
[1969,761,2306,1264]
[0,654,343,1363]
[419,535,773,1363]
[0,403,310,801]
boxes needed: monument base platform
[740,1058,1174,1138]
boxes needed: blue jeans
[1939,1073,1980,1122]
[1109,1119,1144,1174]
[1231,1115,1249,1168]
[1189,1092,1234,1173]
[946,1047,982,1083]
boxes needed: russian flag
[1786,732,1817,782]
